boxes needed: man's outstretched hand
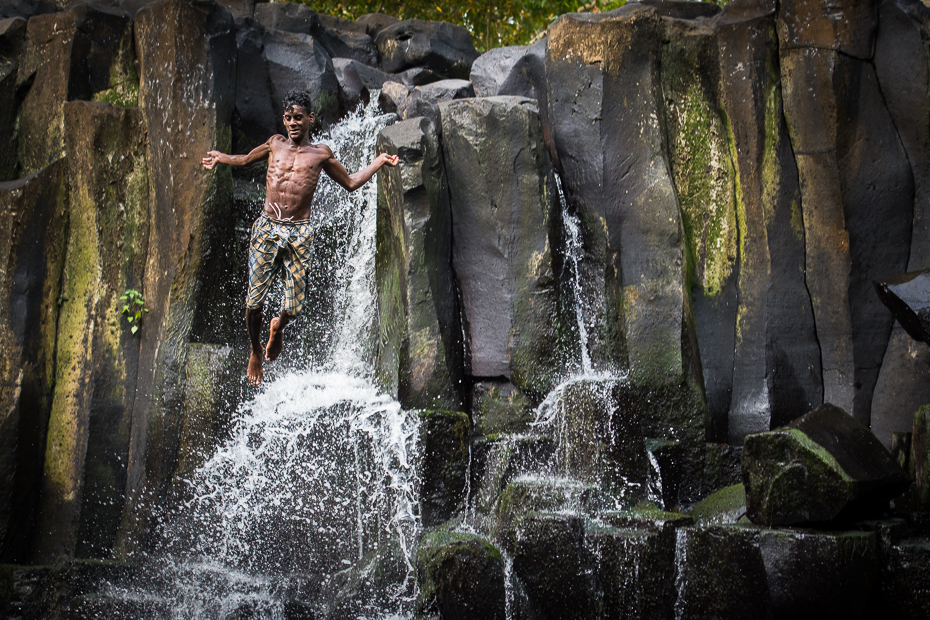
[202,151,222,170]
[377,153,400,168]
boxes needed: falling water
[557,174,594,375]
[106,98,422,618]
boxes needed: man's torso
[263,136,331,221]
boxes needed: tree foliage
[302,0,628,51]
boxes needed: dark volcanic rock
[375,19,479,80]
[232,17,276,153]
[417,410,470,526]
[335,57,391,91]
[872,0,930,448]
[511,513,602,620]
[469,45,527,97]
[31,102,148,563]
[760,528,880,619]
[0,161,68,563]
[438,96,565,396]
[394,65,444,87]
[254,2,317,34]
[0,17,25,181]
[355,12,398,38]
[910,405,930,511]
[262,28,340,126]
[742,404,910,526]
[777,0,878,58]
[875,270,930,345]
[688,483,747,525]
[674,525,772,619]
[416,78,474,104]
[332,57,369,112]
[546,6,702,396]
[415,531,506,620]
[16,4,135,174]
[122,0,236,555]
[471,381,534,435]
[0,0,56,20]
[375,117,463,410]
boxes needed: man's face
[283,105,314,141]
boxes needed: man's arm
[321,147,399,192]
[202,138,275,170]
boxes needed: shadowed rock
[262,28,340,126]
[417,410,470,526]
[332,57,370,112]
[0,17,25,181]
[742,404,910,526]
[415,531,506,620]
[0,161,68,563]
[375,19,479,79]
[875,270,930,344]
[688,483,746,525]
[232,18,276,153]
[470,46,527,97]
[355,12,398,38]
[777,0,878,58]
[375,117,463,410]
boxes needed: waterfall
[107,98,421,619]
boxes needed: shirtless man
[202,89,398,385]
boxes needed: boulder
[0,160,68,563]
[262,28,340,127]
[688,483,747,525]
[760,528,880,619]
[702,442,743,496]
[355,12,398,38]
[31,103,149,563]
[511,513,602,620]
[777,0,878,59]
[471,380,534,435]
[333,57,370,112]
[415,531,506,620]
[335,57,391,90]
[417,410,470,527]
[742,404,910,526]
[394,65,443,86]
[439,96,566,396]
[375,117,463,410]
[254,1,317,34]
[496,479,607,547]
[232,17,276,154]
[471,435,555,521]
[673,525,772,619]
[375,19,479,80]
[121,0,236,555]
[0,17,25,181]
[16,4,135,174]
[416,78,474,105]
[469,45,527,97]
[0,0,55,20]
[320,539,413,619]
[882,535,930,618]
[874,269,930,345]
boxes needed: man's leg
[246,306,265,386]
[265,309,291,361]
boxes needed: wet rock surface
[743,404,910,526]
[875,269,930,345]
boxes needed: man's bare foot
[266,316,285,361]
[247,351,264,386]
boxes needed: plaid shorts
[245,213,314,316]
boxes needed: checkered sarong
[245,213,314,316]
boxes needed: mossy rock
[688,483,746,525]
[418,410,471,526]
[415,530,505,620]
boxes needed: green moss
[688,483,746,524]
[91,33,139,108]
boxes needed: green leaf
[131,325,138,334]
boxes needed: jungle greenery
[303,0,629,51]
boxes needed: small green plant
[120,289,148,334]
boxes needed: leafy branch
[120,289,149,335]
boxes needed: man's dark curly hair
[283,89,314,113]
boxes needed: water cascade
[105,100,421,618]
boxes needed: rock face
[0,161,68,563]
[743,404,910,526]
[30,102,149,563]
[439,96,565,397]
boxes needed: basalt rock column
[0,17,25,181]
[712,0,821,440]
[779,0,912,426]
[0,161,68,563]
[15,4,135,175]
[119,0,235,556]
[872,0,930,446]
[375,116,463,410]
[546,6,706,459]
[438,96,565,400]
[31,103,149,562]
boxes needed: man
[202,89,398,385]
